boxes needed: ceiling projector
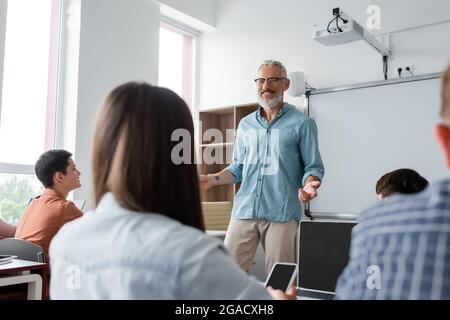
[312,7,390,57]
[313,19,364,46]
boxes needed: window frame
[0,0,7,129]
[0,0,63,175]
[159,16,199,108]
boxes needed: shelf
[206,230,227,238]
[199,111,234,141]
[198,107,234,115]
[200,184,234,202]
[198,102,259,113]
[198,103,259,229]
[199,142,234,148]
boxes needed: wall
[373,0,450,33]
[159,0,216,29]
[198,0,450,109]
[73,0,160,209]
[63,0,450,209]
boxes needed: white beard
[257,92,283,109]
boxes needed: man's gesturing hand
[199,175,214,191]
[298,180,321,203]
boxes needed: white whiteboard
[309,74,446,216]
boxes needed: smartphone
[265,262,298,292]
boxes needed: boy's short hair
[35,150,72,188]
[375,168,429,198]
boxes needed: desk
[0,259,47,300]
[206,230,227,240]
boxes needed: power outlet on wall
[404,64,414,76]
[396,64,415,78]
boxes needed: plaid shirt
[335,178,450,300]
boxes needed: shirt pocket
[276,128,298,155]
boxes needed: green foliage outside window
[0,175,41,224]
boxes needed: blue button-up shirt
[226,103,324,222]
[49,193,271,299]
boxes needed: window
[0,173,42,224]
[158,21,196,107]
[0,0,62,223]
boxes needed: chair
[0,238,47,300]
[0,238,45,263]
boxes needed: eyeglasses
[254,77,287,85]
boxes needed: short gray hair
[257,60,287,78]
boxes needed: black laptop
[297,220,356,300]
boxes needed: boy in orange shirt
[15,149,83,261]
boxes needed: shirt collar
[42,188,65,199]
[257,103,289,120]
[95,192,142,217]
[96,192,123,214]
[95,192,167,220]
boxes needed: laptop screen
[298,220,356,293]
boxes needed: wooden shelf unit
[198,103,259,230]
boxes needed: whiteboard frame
[309,72,442,97]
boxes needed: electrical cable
[406,67,414,77]
[327,15,346,33]
[327,16,339,33]
[338,16,348,24]
[383,56,388,80]
[335,15,343,32]
[306,82,315,90]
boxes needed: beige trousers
[224,218,298,277]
